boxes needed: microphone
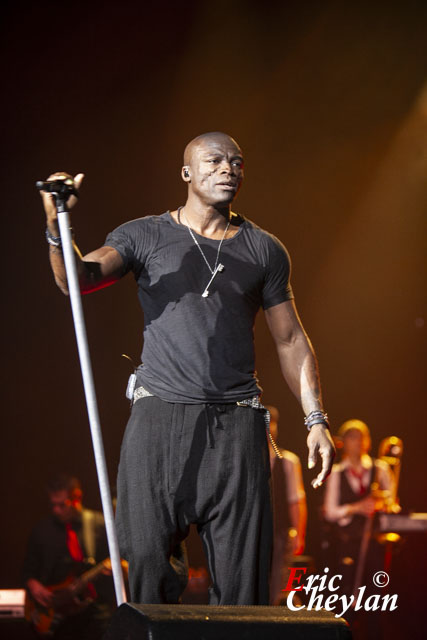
[36,178,79,198]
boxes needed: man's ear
[182,166,191,181]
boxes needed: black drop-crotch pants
[115,395,272,605]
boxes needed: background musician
[322,419,393,638]
[23,474,116,639]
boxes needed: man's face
[49,490,76,524]
[187,136,244,206]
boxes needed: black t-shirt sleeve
[103,217,153,278]
[261,232,294,309]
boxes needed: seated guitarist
[22,474,117,639]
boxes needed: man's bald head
[181,132,244,206]
[183,132,242,166]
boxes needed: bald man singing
[41,132,335,605]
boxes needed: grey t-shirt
[105,211,293,403]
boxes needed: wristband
[45,227,74,247]
[45,228,62,247]
[304,410,329,431]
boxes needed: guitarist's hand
[27,579,53,608]
[101,559,113,576]
[71,594,94,611]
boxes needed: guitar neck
[72,560,108,591]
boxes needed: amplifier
[105,603,352,639]
[0,589,25,619]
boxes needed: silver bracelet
[304,410,329,431]
[45,228,61,247]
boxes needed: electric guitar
[25,558,116,636]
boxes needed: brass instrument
[377,435,403,514]
[352,435,403,599]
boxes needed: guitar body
[25,575,90,636]
[25,559,110,636]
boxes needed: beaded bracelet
[304,410,329,431]
[45,227,74,247]
[45,228,62,247]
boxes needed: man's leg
[115,397,188,603]
[191,406,272,605]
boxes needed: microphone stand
[50,189,126,606]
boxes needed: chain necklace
[179,206,230,297]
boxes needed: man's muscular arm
[265,299,335,488]
[41,172,123,294]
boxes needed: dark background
[1,0,426,633]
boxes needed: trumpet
[376,436,403,514]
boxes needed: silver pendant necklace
[179,206,230,297]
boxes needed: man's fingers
[311,456,329,488]
[40,172,83,218]
[37,590,53,607]
[65,172,84,209]
[307,426,335,489]
[47,172,71,182]
[307,441,318,470]
[311,446,334,488]
[74,173,84,189]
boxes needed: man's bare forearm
[48,241,122,295]
[43,172,90,295]
[265,300,324,415]
[275,330,324,416]
[265,301,335,486]
[48,230,125,296]
[47,218,98,296]
[48,239,88,295]
[42,173,124,294]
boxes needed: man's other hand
[307,424,335,488]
